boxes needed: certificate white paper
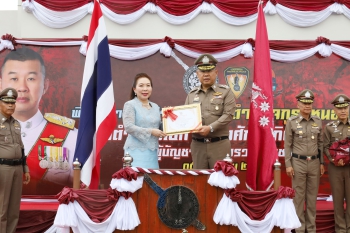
[162,104,202,135]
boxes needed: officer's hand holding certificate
[162,104,202,135]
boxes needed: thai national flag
[73,0,117,189]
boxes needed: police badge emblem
[183,65,219,94]
[224,67,249,99]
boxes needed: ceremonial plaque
[162,104,202,135]
[144,174,206,230]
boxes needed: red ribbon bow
[163,108,178,121]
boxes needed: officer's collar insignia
[7,90,13,97]
[202,56,209,64]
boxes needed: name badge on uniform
[297,125,302,129]
[213,92,222,96]
[0,124,5,129]
[14,123,20,130]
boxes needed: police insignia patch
[224,67,249,99]
[183,65,219,94]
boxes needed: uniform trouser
[291,158,320,233]
[328,163,350,233]
[0,164,23,233]
[190,139,231,169]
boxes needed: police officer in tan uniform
[284,89,324,233]
[323,94,350,233]
[185,54,236,169]
[0,88,30,233]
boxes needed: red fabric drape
[27,0,92,11]
[111,166,138,180]
[25,0,350,15]
[175,39,245,53]
[156,0,203,16]
[214,161,239,176]
[277,0,347,11]
[56,187,133,223]
[100,0,148,14]
[16,210,56,233]
[108,39,163,47]
[211,0,264,17]
[225,186,295,220]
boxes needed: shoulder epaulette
[189,86,199,93]
[311,115,321,120]
[288,115,298,121]
[327,121,334,126]
[44,113,75,130]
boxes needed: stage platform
[16,196,336,233]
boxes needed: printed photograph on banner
[0,46,83,195]
[1,46,350,194]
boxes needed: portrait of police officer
[0,48,78,194]
[323,94,350,233]
[0,88,30,233]
[284,89,324,233]
[185,54,236,169]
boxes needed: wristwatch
[209,125,214,133]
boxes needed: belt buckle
[204,138,211,143]
[307,156,311,161]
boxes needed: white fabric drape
[22,1,350,28]
[22,0,93,28]
[3,38,350,63]
[54,198,139,233]
[208,170,240,189]
[214,194,300,233]
[51,176,143,232]
[110,176,144,192]
[0,39,15,51]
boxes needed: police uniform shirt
[323,119,350,161]
[284,114,323,167]
[185,84,236,138]
[0,112,29,173]
[19,110,77,184]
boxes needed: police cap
[0,88,17,103]
[331,94,350,108]
[194,54,218,72]
[296,89,314,103]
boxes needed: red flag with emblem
[246,2,278,191]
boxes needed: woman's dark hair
[130,73,153,100]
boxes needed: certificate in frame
[162,104,202,135]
